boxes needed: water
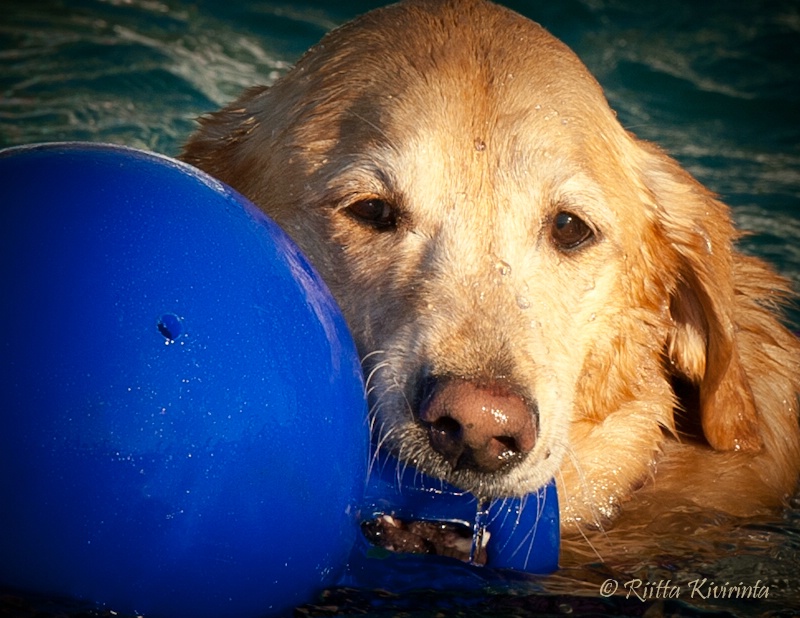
[471,510,490,567]
[2,0,799,616]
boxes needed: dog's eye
[550,211,594,251]
[345,198,397,230]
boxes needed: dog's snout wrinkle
[418,378,537,474]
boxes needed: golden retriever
[182,0,800,548]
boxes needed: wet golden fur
[182,0,800,544]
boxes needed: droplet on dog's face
[495,260,512,276]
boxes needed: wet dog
[182,0,800,543]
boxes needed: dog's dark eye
[550,211,594,251]
[346,198,397,230]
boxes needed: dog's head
[183,0,772,522]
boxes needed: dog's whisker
[556,451,607,564]
[367,415,398,479]
[561,444,607,530]
[560,496,604,564]
[361,352,388,377]
[365,370,391,400]
[484,492,541,570]
[363,357,390,390]
[389,374,416,423]
[360,349,387,364]
[517,491,544,569]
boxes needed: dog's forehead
[304,0,630,194]
[306,0,612,120]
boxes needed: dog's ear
[181,85,274,192]
[638,142,762,452]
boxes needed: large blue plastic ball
[0,143,368,617]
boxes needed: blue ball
[0,143,368,617]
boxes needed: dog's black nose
[417,377,537,473]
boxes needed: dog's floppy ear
[638,142,762,452]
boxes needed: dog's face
[184,0,779,527]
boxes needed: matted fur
[182,0,800,539]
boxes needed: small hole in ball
[157,313,183,343]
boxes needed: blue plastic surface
[359,453,559,575]
[0,143,368,618]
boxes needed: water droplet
[516,295,531,309]
[470,498,492,565]
[157,313,184,344]
[495,260,512,276]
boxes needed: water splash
[470,497,492,565]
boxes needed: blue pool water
[2,0,800,616]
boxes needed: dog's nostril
[424,415,467,469]
[431,416,462,438]
[495,435,521,455]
